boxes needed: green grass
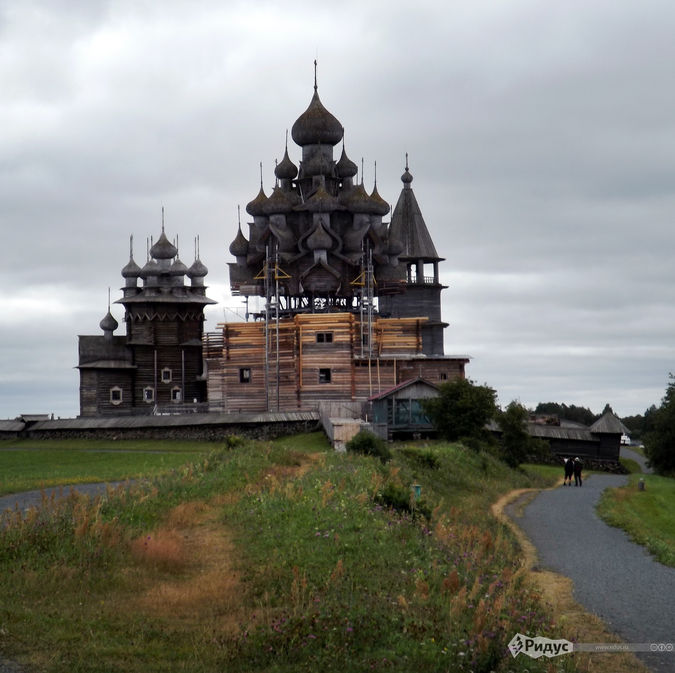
[0,438,214,452]
[597,473,675,567]
[271,431,332,453]
[0,435,582,673]
[619,457,642,474]
[0,449,199,497]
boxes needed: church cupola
[229,225,250,266]
[291,87,343,148]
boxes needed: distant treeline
[533,401,654,439]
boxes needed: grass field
[0,449,200,496]
[597,473,675,568]
[0,434,586,672]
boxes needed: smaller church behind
[77,230,215,416]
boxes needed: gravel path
[621,446,653,474]
[508,472,675,672]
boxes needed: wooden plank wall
[205,313,466,412]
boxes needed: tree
[499,401,549,468]
[423,378,497,442]
[644,375,675,475]
[533,402,596,426]
[499,401,531,468]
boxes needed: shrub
[375,482,432,520]
[422,378,497,442]
[345,430,391,463]
[497,401,551,468]
[399,447,440,470]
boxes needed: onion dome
[263,186,294,215]
[121,256,142,279]
[246,185,269,216]
[306,221,333,251]
[336,146,358,179]
[229,225,250,257]
[275,148,298,180]
[401,167,413,185]
[342,182,376,214]
[291,88,343,147]
[140,258,160,278]
[187,258,209,279]
[170,256,189,276]
[305,185,338,213]
[99,310,118,332]
[370,184,390,216]
[150,231,178,260]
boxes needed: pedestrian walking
[564,457,574,485]
[573,457,583,487]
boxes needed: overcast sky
[0,0,673,419]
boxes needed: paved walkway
[508,461,674,672]
[621,446,653,474]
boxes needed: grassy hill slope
[0,433,583,672]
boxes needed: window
[316,332,333,343]
[143,387,155,403]
[110,387,123,405]
[319,368,332,384]
[240,368,251,383]
[161,368,172,383]
[171,387,182,402]
[439,372,448,381]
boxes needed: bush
[375,482,432,520]
[460,435,499,454]
[399,447,440,470]
[422,378,497,442]
[345,430,392,463]
[498,401,550,468]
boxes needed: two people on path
[563,457,583,486]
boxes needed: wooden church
[203,79,469,413]
[77,77,468,417]
[77,228,215,416]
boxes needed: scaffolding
[256,238,377,412]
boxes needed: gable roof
[368,377,439,402]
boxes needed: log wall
[204,313,467,413]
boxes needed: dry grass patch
[128,501,246,636]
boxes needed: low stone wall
[531,452,629,475]
[4,420,320,443]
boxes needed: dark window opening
[171,388,182,402]
[161,368,172,383]
[316,332,333,343]
[240,368,251,383]
[439,372,448,381]
[143,388,154,402]
[319,368,332,384]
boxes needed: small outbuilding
[525,412,629,463]
[369,377,439,439]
